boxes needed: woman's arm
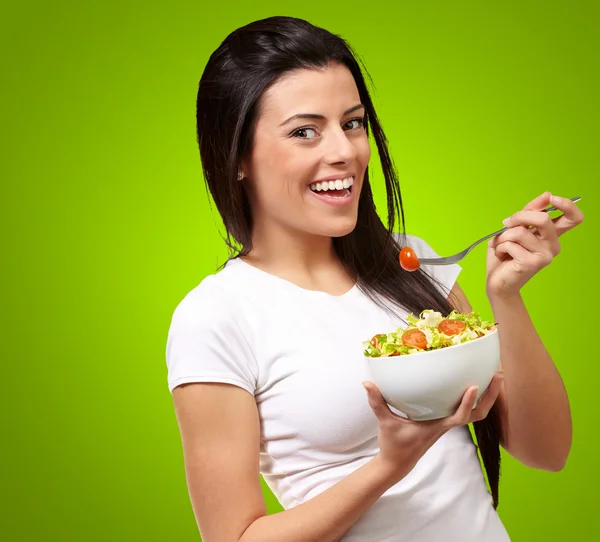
[449,283,571,471]
[481,192,582,470]
[173,376,496,542]
[241,454,398,542]
[173,382,402,542]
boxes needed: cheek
[359,137,371,165]
[256,141,314,189]
[252,144,304,202]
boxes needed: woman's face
[243,63,371,241]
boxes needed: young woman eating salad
[165,16,583,542]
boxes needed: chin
[315,215,358,238]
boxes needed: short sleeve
[402,234,462,297]
[165,276,258,395]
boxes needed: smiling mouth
[309,176,354,198]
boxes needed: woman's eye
[292,127,318,139]
[345,117,365,130]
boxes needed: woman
[166,16,582,542]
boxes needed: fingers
[513,192,584,238]
[497,206,561,258]
[523,191,552,211]
[489,225,558,265]
[470,373,504,422]
[495,240,553,270]
[548,194,585,236]
[503,210,559,247]
[489,225,545,254]
[440,374,504,429]
[441,385,479,430]
[363,382,402,423]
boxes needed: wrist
[370,453,410,488]
[487,289,524,311]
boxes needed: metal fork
[417,196,582,266]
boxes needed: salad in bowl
[363,310,497,358]
[363,310,500,420]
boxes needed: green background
[2,1,598,540]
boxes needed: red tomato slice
[399,246,420,272]
[438,319,467,336]
[401,328,427,349]
[370,334,382,348]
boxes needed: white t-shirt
[165,234,510,542]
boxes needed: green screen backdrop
[2,1,598,540]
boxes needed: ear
[238,156,251,181]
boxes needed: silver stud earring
[237,169,244,181]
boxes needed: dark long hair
[196,15,501,508]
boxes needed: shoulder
[169,260,248,328]
[166,263,260,395]
[172,275,227,321]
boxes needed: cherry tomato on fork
[438,319,466,337]
[399,246,420,271]
[401,328,428,349]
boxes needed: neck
[247,219,338,274]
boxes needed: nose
[323,127,357,165]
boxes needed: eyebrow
[279,104,365,127]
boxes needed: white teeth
[309,176,355,192]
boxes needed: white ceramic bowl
[366,329,500,421]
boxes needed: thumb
[363,381,392,420]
